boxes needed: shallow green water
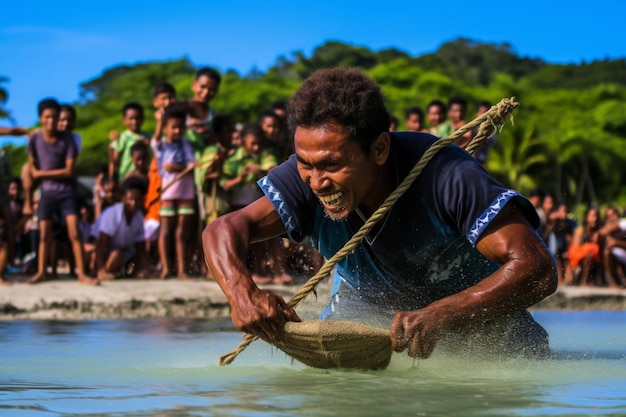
[1,311,625,416]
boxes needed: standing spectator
[7,177,25,265]
[26,98,97,284]
[58,104,82,153]
[447,97,472,148]
[219,123,278,283]
[259,110,285,163]
[109,102,150,181]
[92,177,150,280]
[186,67,221,156]
[152,106,196,280]
[473,101,495,167]
[425,100,448,137]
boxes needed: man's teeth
[320,192,343,206]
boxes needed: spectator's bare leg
[158,215,175,279]
[0,241,11,285]
[21,163,35,216]
[66,214,98,285]
[29,219,52,283]
[176,213,193,280]
[102,250,125,279]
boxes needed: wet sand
[0,275,624,320]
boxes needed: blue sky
[1,0,625,146]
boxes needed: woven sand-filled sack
[274,320,392,370]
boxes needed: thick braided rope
[219,97,519,366]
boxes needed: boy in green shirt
[109,103,151,181]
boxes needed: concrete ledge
[0,277,331,321]
[0,277,624,320]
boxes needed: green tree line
[3,38,626,208]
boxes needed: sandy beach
[0,275,624,320]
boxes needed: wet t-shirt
[258,132,539,311]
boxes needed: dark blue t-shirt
[258,132,538,310]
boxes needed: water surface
[1,311,625,416]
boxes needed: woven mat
[273,320,392,370]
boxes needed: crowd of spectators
[1,68,623,291]
[529,190,626,288]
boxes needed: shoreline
[1,276,625,321]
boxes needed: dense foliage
[3,38,626,208]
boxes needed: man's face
[427,106,444,127]
[122,189,144,216]
[164,118,185,142]
[192,75,219,103]
[39,108,59,134]
[261,116,280,142]
[405,114,421,132]
[123,109,144,133]
[57,110,76,132]
[294,123,382,221]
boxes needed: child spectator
[151,81,177,143]
[94,175,118,219]
[58,104,82,153]
[109,102,150,181]
[198,113,234,224]
[26,98,97,285]
[220,123,279,283]
[404,107,426,132]
[426,100,447,137]
[187,67,221,156]
[126,141,159,273]
[220,123,276,210]
[125,142,150,181]
[152,106,196,280]
[259,110,286,163]
[447,96,473,147]
[92,177,150,280]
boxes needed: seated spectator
[0,204,10,285]
[92,177,150,280]
[544,202,575,284]
[600,206,626,288]
[567,206,602,286]
[78,203,96,275]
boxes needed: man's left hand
[390,309,452,358]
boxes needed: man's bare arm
[391,203,557,358]
[202,196,300,342]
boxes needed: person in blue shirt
[202,68,557,359]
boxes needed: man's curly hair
[287,67,390,154]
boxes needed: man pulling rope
[202,68,557,367]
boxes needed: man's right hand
[230,286,301,343]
